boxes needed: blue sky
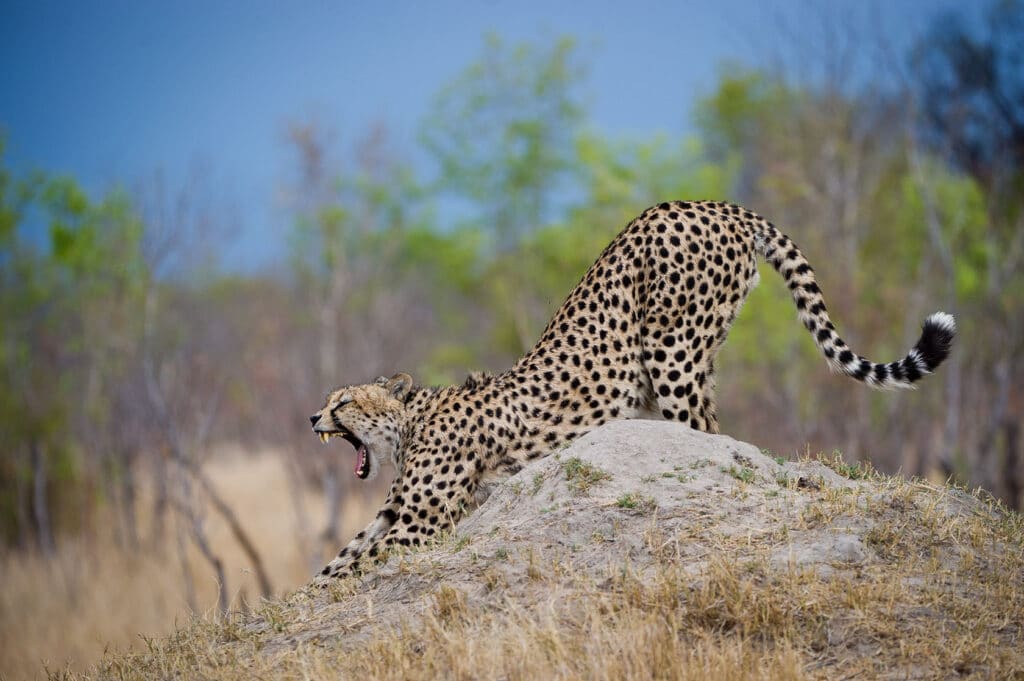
[0,1,972,269]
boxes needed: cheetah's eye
[335,396,353,409]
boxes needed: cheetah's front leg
[312,472,474,586]
[312,495,401,586]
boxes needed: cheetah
[308,200,955,583]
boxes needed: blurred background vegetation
[1,0,1022,675]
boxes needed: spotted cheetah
[309,200,955,583]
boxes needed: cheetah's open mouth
[318,430,371,479]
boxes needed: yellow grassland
[0,449,376,680]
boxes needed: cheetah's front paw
[310,555,358,587]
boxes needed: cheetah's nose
[309,414,320,427]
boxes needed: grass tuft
[561,457,612,494]
[616,492,657,513]
[723,465,756,484]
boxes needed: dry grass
[0,448,378,680]
[43,450,1024,681]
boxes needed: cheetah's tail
[757,223,955,390]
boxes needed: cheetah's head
[309,372,413,481]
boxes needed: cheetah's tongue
[354,443,370,479]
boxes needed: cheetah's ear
[385,372,413,402]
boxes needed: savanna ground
[22,422,1024,681]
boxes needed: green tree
[422,34,584,249]
[0,142,149,550]
[421,35,586,354]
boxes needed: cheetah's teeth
[320,432,329,444]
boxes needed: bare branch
[169,494,228,615]
[185,460,274,599]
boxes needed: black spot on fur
[873,363,888,382]
[904,358,922,382]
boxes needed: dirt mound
[87,421,1024,680]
